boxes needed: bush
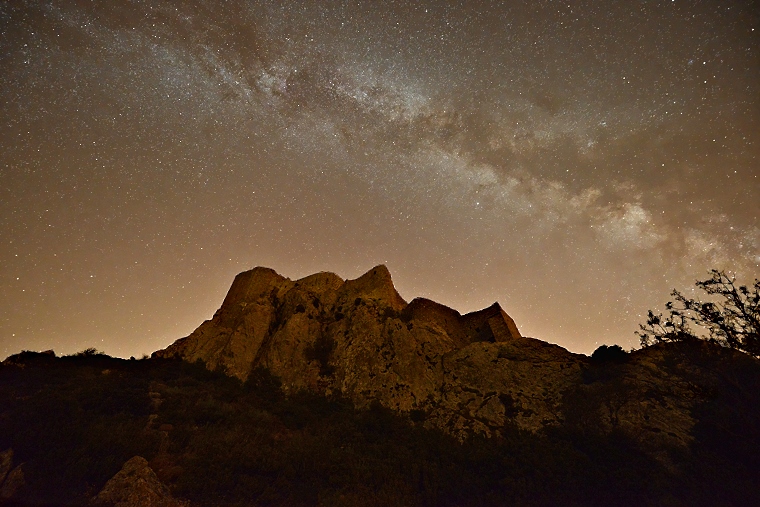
[591,344,628,363]
[638,270,759,357]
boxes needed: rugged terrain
[154,265,751,452]
[155,265,546,438]
[1,265,759,506]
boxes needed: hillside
[1,266,759,506]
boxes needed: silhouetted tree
[637,270,760,357]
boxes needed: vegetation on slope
[638,270,759,357]
[0,345,759,506]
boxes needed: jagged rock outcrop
[93,456,186,507]
[155,265,754,451]
[155,265,587,437]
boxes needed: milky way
[1,1,758,358]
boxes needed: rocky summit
[153,265,747,451]
[3,265,760,506]
[154,265,549,437]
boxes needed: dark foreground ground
[1,349,759,506]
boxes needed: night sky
[1,1,758,359]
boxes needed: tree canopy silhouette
[637,269,760,357]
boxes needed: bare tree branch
[637,270,760,358]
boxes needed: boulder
[93,456,186,507]
[0,464,24,500]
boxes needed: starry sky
[1,0,758,359]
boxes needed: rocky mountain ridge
[154,265,564,437]
[153,265,751,452]
[2,265,759,506]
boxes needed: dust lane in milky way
[1,1,758,358]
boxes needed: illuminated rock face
[154,265,726,450]
[155,265,568,434]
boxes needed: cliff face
[154,265,753,449]
[93,456,186,507]
[155,265,568,436]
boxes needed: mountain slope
[2,266,760,506]
[153,265,760,453]
[154,265,583,437]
